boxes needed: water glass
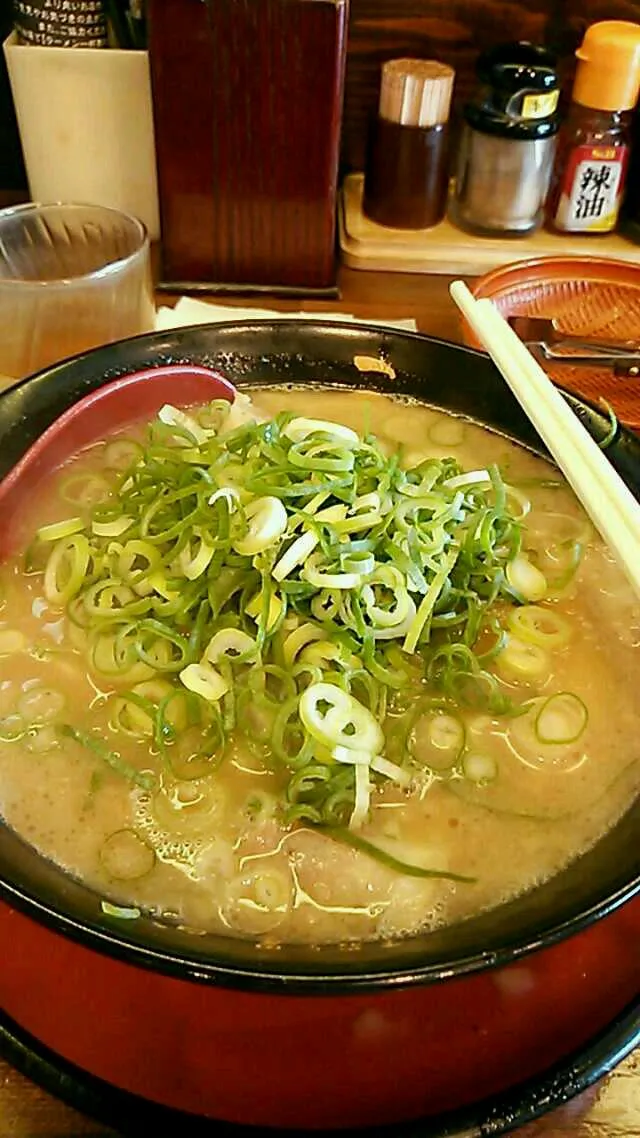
[0,202,155,385]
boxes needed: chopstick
[450,280,640,602]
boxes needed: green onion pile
[31,398,562,833]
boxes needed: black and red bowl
[0,322,638,1135]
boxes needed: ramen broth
[0,388,638,945]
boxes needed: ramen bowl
[0,322,638,1135]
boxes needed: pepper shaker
[450,42,560,236]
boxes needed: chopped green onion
[324,827,477,882]
[507,605,571,649]
[370,754,412,786]
[233,496,288,556]
[273,531,319,581]
[59,724,156,790]
[282,622,325,667]
[407,704,465,772]
[443,469,490,490]
[60,473,112,507]
[350,762,371,829]
[37,517,84,542]
[152,781,227,834]
[204,628,257,665]
[332,744,373,766]
[100,829,156,880]
[534,691,588,745]
[179,530,215,580]
[158,403,209,445]
[100,902,141,919]
[299,682,384,755]
[496,634,550,681]
[461,752,498,784]
[92,517,134,538]
[403,547,459,654]
[504,485,531,520]
[282,417,359,447]
[506,554,547,602]
[246,587,283,633]
[180,662,229,703]
[104,438,144,470]
[43,535,90,607]
[21,399,546,844]
[302,552,370,590]
[427,416,466,447]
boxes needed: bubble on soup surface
[288,829,395,909]
[377,880,447,939]
[151,779,228,837]
[133,790,205,871]
[221,865,293,935]
[192,836,236,881]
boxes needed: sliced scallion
[534,691,588,745]
[60,724,156,790]
[100,829,156,881]
[324,827,477,882]
[23,397,552,849]
[507,605,571,649]
[461,752,498,784]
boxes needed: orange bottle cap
[573,20,640,111]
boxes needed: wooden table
[0,265,637,1137]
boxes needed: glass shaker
[450,42,560,236]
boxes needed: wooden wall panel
[342,0,640,172]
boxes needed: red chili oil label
[554,144,628,232]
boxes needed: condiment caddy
[339,174,640,276]
[342,19,640,275]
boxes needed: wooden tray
[339,174,640,276]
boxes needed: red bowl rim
[472,255,640,303]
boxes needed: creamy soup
[0,388,638,945]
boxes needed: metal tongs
[507,315,640,377]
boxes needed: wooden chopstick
[450,280,640,602]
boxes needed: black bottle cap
[464,41,560,140]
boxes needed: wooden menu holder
[147,0,348,295]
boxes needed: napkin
[155,297,417,333]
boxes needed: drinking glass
[0,202,155,385]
